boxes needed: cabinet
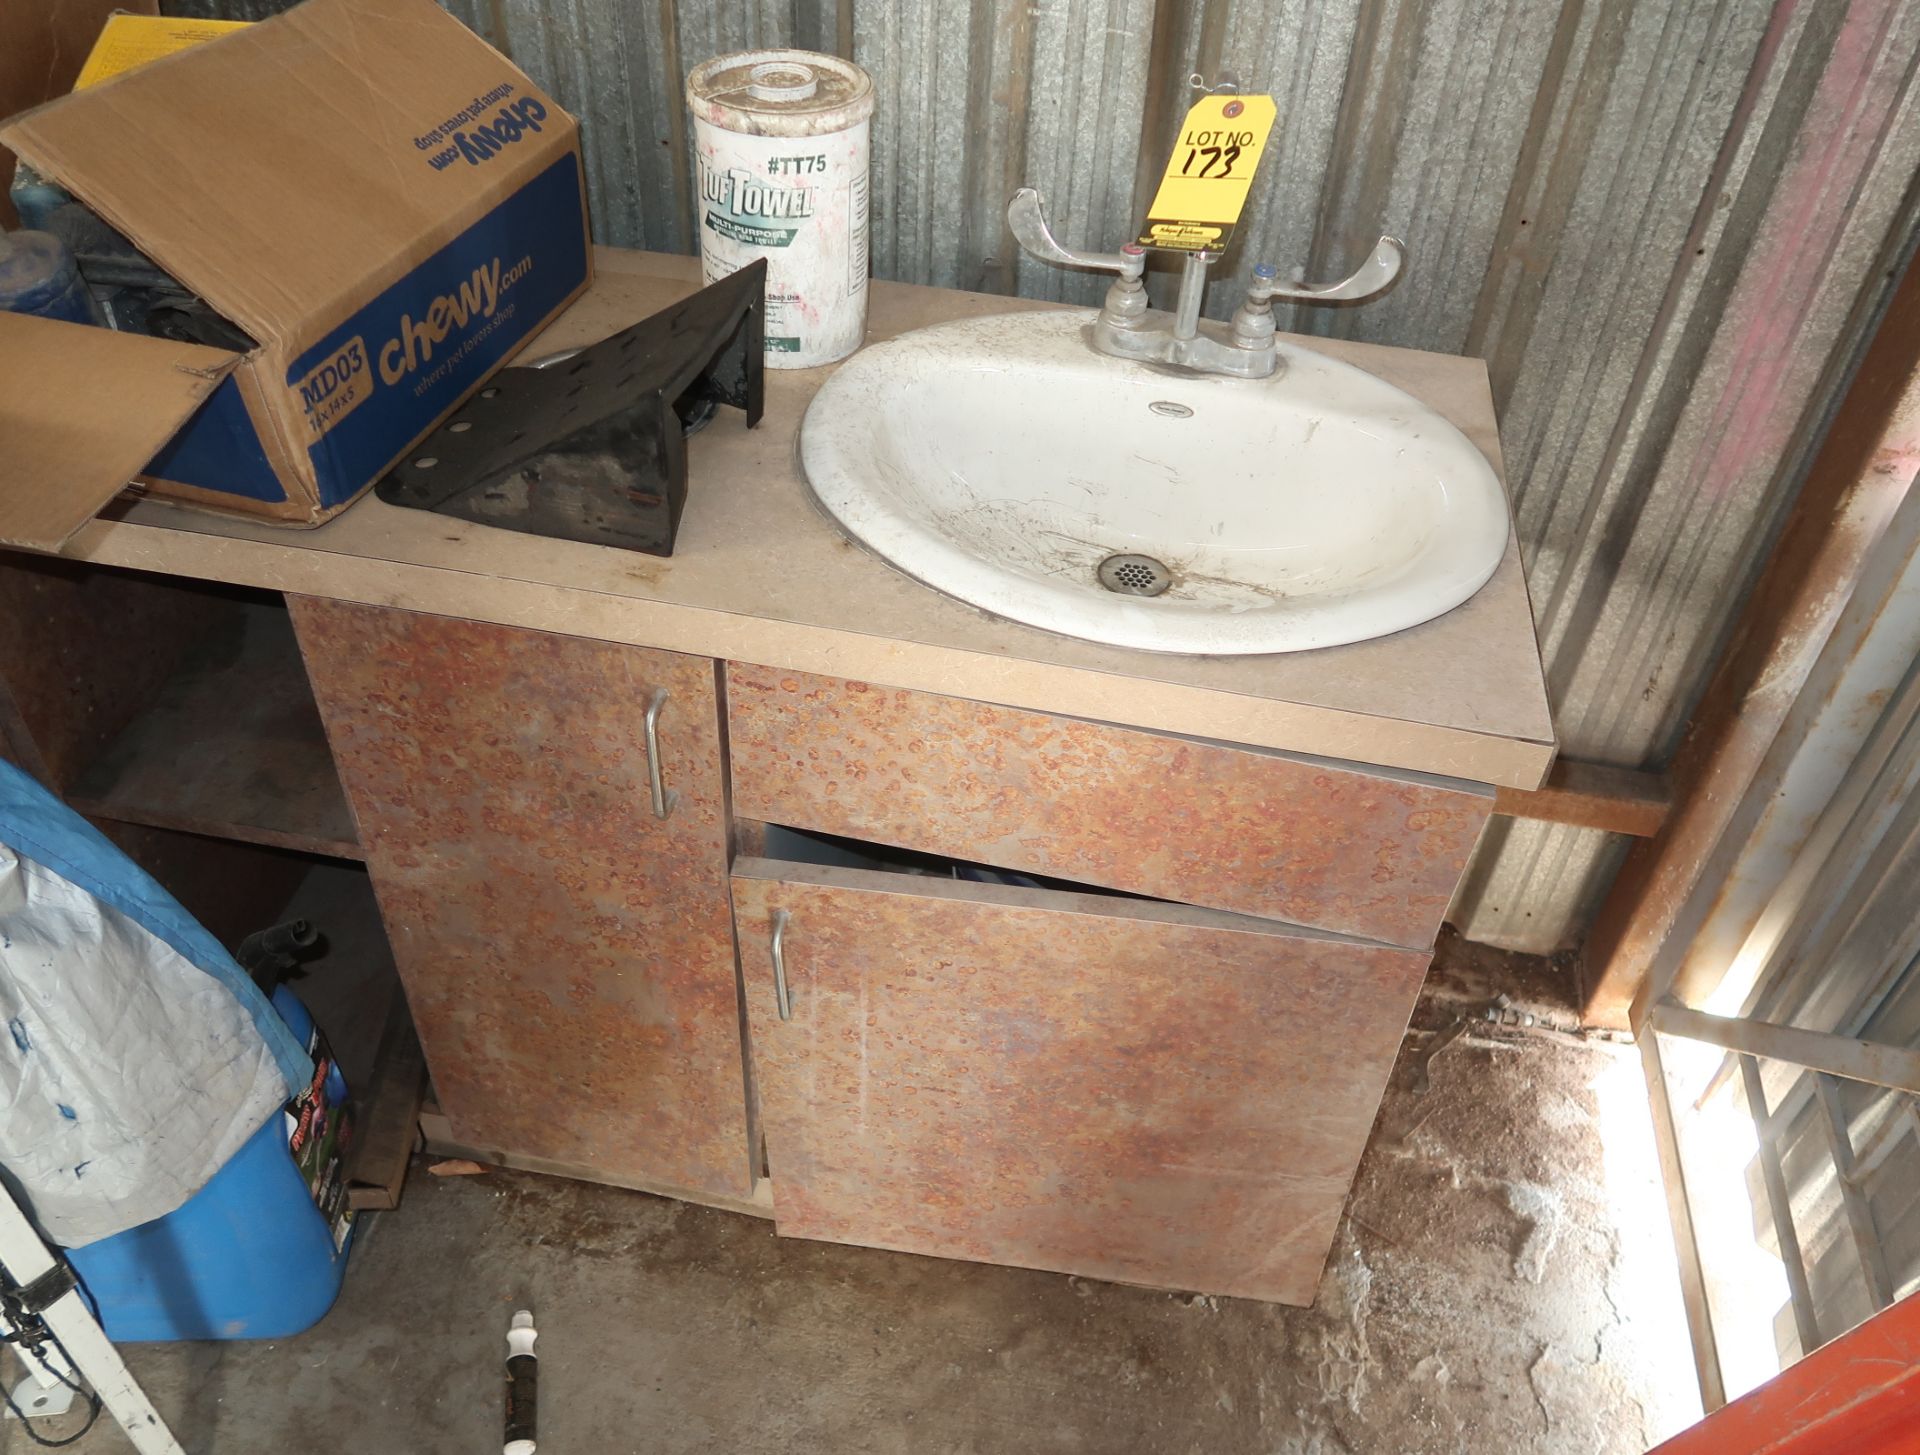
[276,608,1490,1301]
[731,858,1428,1304]
[291,599,754,1197]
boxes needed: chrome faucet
[1007,187,1404,380]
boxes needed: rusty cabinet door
[726,664,1492,950]
[291,598,752,1196]
[731,857,1429,1305]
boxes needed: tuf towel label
[698,160,817,248]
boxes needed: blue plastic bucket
[66,988,357,1342]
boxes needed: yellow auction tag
[1137,94,1278,253]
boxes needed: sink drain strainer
[1097,553,1174,597]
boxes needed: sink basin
[800,310,1511,655]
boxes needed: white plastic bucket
[685,50,875,369]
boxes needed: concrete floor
[9,934,1702,1455]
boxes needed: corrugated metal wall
[169,0,1920,953]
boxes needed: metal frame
[1648,1001,1920,1097]
[1814,1073,1897,1312]
[0,1176,183,1453]
[1639,1027,1728,1412]
[1602,247,1920,1407]
[1646,1001,1918,1410]
[1738,1054,1822,1359]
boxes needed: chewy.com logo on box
[413,83,550,171]
[293,253,533,440]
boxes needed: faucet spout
[1172,253,1213,342]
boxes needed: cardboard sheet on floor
[0,311,234,550]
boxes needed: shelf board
[70,599,362,860]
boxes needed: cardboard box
[0,0,592,547]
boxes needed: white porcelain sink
[800,310,1510,655]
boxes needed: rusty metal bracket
[376,260,766,556]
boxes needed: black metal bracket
[4,1261,77,1320]
[376,261,766,556]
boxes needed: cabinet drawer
[293,600,753,1197]
[725,665,1491,948]
[731,855,1427,1305]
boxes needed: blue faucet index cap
[1253,262,1279,280]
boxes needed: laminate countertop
[60,247,1554,788]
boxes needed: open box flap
[0,312,236,550]
[0,0,571,349]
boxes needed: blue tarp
[0,759,309,1091]
[0,757,311,1245]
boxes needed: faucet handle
[1260,236,1405,303]
[1008,188,1147,280]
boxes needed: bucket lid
[686,50,875,138]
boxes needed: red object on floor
[1652,1292,1920,1453]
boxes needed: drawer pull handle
[643,688,679,820]
[770,909,793,1022]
